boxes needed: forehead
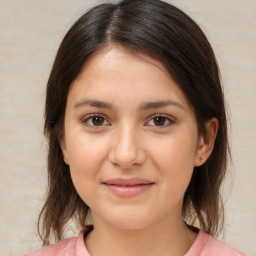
[68,45,192,113]
[77,45,170,82]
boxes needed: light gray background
[0,0,255,255]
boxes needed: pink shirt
[25,230,246,256]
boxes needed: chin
[101,208,152,231]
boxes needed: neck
[85,218,197,256]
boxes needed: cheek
[67,131,108,166]
[151,133,197,168]
[66,133,109,192]
[149,132,197,192]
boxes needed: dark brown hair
[39,0,229,245]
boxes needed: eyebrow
[73,99,185,111]
[74,99,112,109]
[139,100,185,111]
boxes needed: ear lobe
[194,118,218,167]
[60,140,70,165]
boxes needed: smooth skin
[61,45,218,256]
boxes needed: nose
[108,124,146,169]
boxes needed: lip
[102,178,154,197]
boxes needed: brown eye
[82,114,110,128]
[145,114,174,128]
[153,116,167,126]
[92,116,104,126]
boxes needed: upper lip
[102,178,154,186]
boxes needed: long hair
[39,0,229,245]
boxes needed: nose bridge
[109,122,145,168]
[118,123,137,153]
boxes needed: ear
[60,139,70,165]
[194,118,218,167]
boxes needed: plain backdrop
[0,0,255,255]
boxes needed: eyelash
[145,114,175,128]
[81,114,175,129]
[82,114,110,128]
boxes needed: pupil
[92,116,104,126]
[154,117,165,126]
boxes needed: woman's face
[61,45,206,230]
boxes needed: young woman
[26,0,246,255]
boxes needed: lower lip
[103,184,153,197]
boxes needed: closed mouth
[102,178,154,186]
[102,178,154,197]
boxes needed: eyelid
[82,113,111,128]
[81,113,175,129]
[144,114,175,128]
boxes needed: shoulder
[25,227,91,256]
[198,231,246,256]
[24,236,77,256]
